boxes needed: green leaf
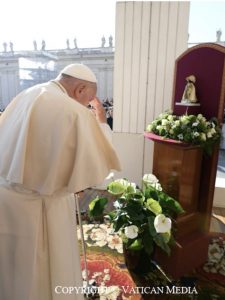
[106,211,116,221]
[142,232,154,255]
[88,197,108,217]
[113,213,128,232]
[161,231,171,243]
[107,182,126,195]
[128,239,143,251]
[145,198,162,215]
[126,185,136,194]
[153,234,171,255]
[144,186,158,199]
[147,216,157,237]
[158,192,184,215]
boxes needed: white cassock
[0,81,121,300]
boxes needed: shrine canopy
[172,43,225,122]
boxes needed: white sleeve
[93,122,114,190]
[99,122,113,143]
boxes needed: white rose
[154,214,172,233]
[211,128,216,134]
[207,132,212,138]
[124,225,139,239]
[180,116,189,125]
[146,124,153,131]
[156,125,163,131]
[197,114,203,120]
[200,133,206,141]
[167,115,174,121]
[161,119,168,126]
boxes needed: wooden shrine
[145,43,225,278]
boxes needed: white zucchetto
[60,63,97,83]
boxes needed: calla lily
[143,174,162,191]
[143,174,159,184]
[145,198,162,215]
[124,225,138,239]
[114,179,136,193]
[154,214,172,233]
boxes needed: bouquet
[146,111,221,155]
[88,174,184,257]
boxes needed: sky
[0,0,225,51]
[189,1,225,43]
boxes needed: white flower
[77,224,94,241]
[114,179,136,191]
[193,132,200,137]
[152,182,163,191]
[104,269,110,273]
[200,133,206,141]
[103,274,110,281]
[82,269,90,280]
[143,174,159,184]
[208,243,224,263]
[197,114,206,122]
[146,124,153,131]
[180,115,189,125]
[98,286,121,300]
[177,134,183,140]
[175,120,180,126]
[211,128,216,134]
[124,225,139,239]
[92,271,103,279]
[192,122,199,127]
[154,214,172,233]
[197,114,203,120]
[143,174,162,190]
[207,132,212,138]
[161,119,169,126]
[107,235,123,253]
[114,178,130,187]
[167,115,174,121]
[90,228,108,247]
[156,125,163,131]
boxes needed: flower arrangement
[88,174,184,258]
[146,111,221,155]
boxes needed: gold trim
[176,43,225,62]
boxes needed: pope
[0,63,121,300]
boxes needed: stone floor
[217,149,225,178]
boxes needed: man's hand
[89,97,107,123]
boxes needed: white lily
[154,214,172,233]
[124,225,138,239]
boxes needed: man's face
[76,82,97,106]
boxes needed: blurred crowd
[102,98,113,129]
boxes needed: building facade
[0,46,114,111]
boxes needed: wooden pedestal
[152,141,209,278]
[153,142,203,238]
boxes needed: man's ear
[74,83,86,98]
